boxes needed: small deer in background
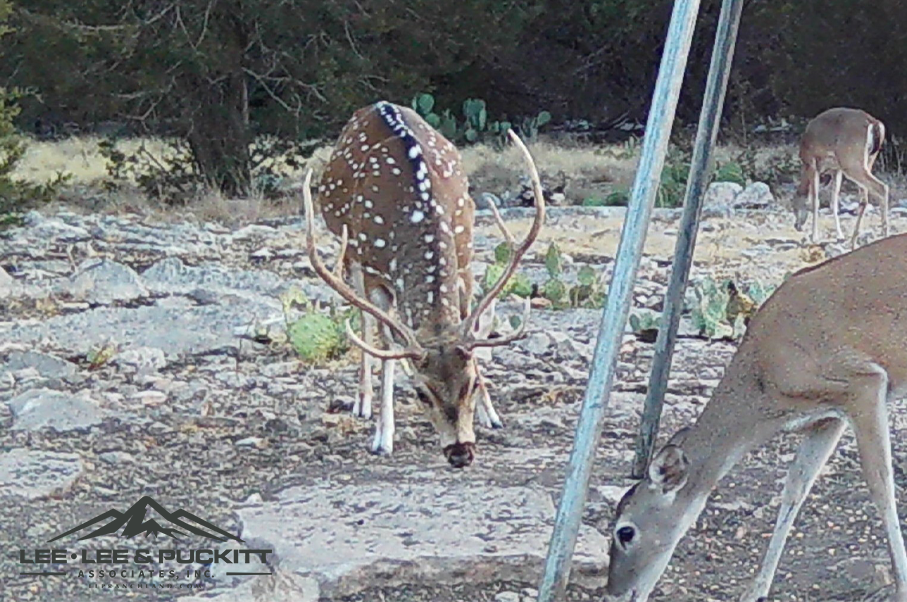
[303,101,545,468]
[606,233,907,602]
[791,107,889,248]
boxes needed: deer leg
[851,186,869,250]
[848,366,907,600]
[371,357,396,455]
[370,288,398,456]
[349,263,374,419]
[831,170,844,240]
[740,417,846,602]
[810,160,821,242]
[474,367,503,429]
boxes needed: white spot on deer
[408,146,422,159]
[435,204,445,215]
[358,233,367,241]
[421,192,430,202]
[371,185,379,193]
[440,284,449,293]
[389,258,397,272]
[457,197,466,207]
[396,278,404,289]
[374,215,384,225]
[361,144,369,151]
[440,222,451,234]
[358,132,367,141]
[424,234,435,243]
[441,298,451,308]
[374,238,386,248]
[411,210,425,223]
[364,199,373,208]
[424,251,434,260]
[318,184,326,193]
[454,225,465,234]
[392,168,401,176]
[439,241,448,250]
[427,291,435,304]
[386,157,396,165]
[439,257,448,266]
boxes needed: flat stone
[4,351,77,379]
[236,480,608,596]
[6,301,282,358]
[0,448,83,500]
[113,346,167,373]
[65,259,148,305]
[8,388,107,432]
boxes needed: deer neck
[673,353,782,503]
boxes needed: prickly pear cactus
[287,313,344,363]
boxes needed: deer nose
[444,442,475,468]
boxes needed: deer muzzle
[444,441,476,468]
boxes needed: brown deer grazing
[302,101,545,468]
[791,107,889,248]
[606,234,907,602]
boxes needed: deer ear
[648,445,689,493]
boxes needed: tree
[6,0,538,198]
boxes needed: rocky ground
[1,188,907,602]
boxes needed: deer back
[317,102,477,332]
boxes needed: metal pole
[632,0,746,478]
[537,0,703,599]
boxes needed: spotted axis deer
[791,107,889,248]
[606,233,907,602]
[303,101,545,468]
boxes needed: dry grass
[13,136,174,186]
[16,133,903,226]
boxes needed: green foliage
[657,160,690,208]
[713,161,746,186]
[0,8,70,221]
[629,310,661,343]
[734,147,801,189]
[410,93,544,146]
[688,277,778,341]
[690,277,734,340]
[582,190,630,207]
[287,313,345,364]
[516,110,552,142]
[540,242,606,309]
[280,288,355,364]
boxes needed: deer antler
[462,129,546,340]
[464,298,531,349]
[302,169,424,358]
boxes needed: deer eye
[459,381,472,400]
[616,526,636,549]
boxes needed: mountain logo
[47,496,244,544]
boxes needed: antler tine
[344,320,425,361]
[302,169,422,354]
[464,130,546,337]
[486,198,515,246]
[466,298,531,349]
